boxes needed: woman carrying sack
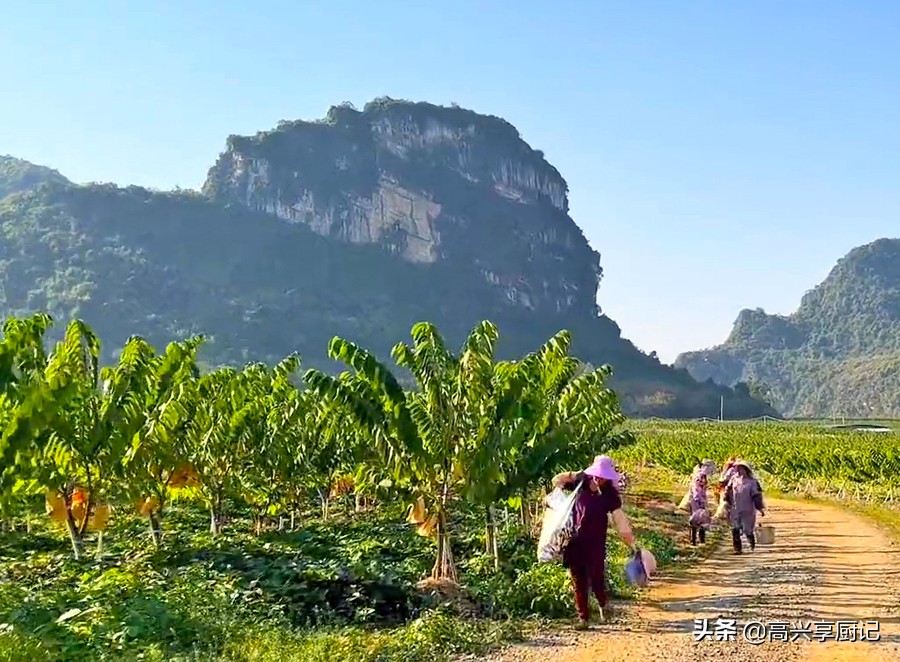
[552,456,636,629]
[723,460,765,554]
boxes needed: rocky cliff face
[203,98,601,316]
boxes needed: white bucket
[756,525,775,545]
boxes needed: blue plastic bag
[624,547,649,587]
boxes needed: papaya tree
[119,337,203,545]
[301,394,364,521]
[495,332,630,529]
[306,320,525,581]
[0,313,56,528]
[235,355,305,534]
[184,363,280,534]
[14,323,164,558]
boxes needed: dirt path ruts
[477,499,900,661]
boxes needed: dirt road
[479,498,900,661]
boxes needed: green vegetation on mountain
[676,238,900,417]
[0,99,773,418]
[0,155,70,199]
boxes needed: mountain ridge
[0,155,70,199]
[676,237,900,417]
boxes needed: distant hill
[0,98,774,419]
[676,238,900,417]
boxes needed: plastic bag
[689,508,711,526]
[537,483,582,563]
[677,491,691,511]
[639,548,657,576]
[625,547,649,587]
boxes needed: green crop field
[622,419,900,502]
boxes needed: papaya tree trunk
[431,487,457,582]
[64,510,84,560]
[484,505,501,569]
[254,513,264,536]
[209,491,222,535]
[318,490,330,520]
[78,493,93,539]
[519,490,532,529]
[489,505,499,570]
[148,512,163,546]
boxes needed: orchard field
[1,313,899,661]
[0,314,680,662]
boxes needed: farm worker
[687,465,711,545]
[552,456,636,629]
[723,460,765,554]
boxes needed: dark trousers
[690,525,706,545]
[732,528,755,551]
[568,558,607,621]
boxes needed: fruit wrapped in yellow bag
[45,491,67,522]
[88,504,110,531]
[416,515,437,538]
[136,495,160,517]
[406,496,426,525]
[713,494,729,520]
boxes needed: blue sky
[2,2,899,362]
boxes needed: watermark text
[693,618,880,644]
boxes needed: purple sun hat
[583,455,619,482]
